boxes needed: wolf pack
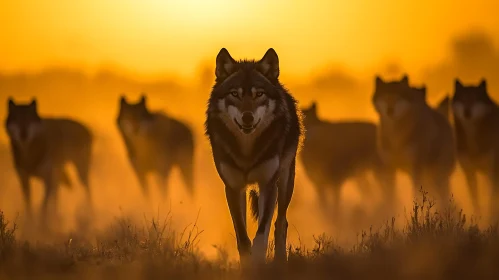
[4,48,499,265]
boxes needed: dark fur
[436,95,451,119]
[451,79,499,216]
[373,75,456,208]
[300,101,389,213]
[116,94,195,198]
[205,48,303,262]
[5,98,93,219]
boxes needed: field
[1,189,498,280]
[2,30,499,280]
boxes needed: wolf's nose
[242,112,254,125]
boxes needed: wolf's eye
[230,90,238,97]
[256,91,265,97]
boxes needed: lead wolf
[205,48,303,264]
[372,75,456,208]
[5,98,93,221]
[116,94,195,198]
[451,79,499,217]
[300,102,393,215]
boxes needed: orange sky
[1,0,499,80]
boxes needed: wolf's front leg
[411,164,425,195]
[224,186,252,262]
[274,158,296,262]
[15,169,32,218]
[251,174,278,263]
[131,161,150,198]
[374,164,397,213]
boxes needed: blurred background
[1,0,499,260]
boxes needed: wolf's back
[301,121,378,180]
[42,118,93,156]
[150,113,194,148]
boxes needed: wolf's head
[208,48,282,135]
[452,79,494,122]
[117,94,154,136]
[301,102,320,127]
[5,97,43,148]
[372,75,424,121]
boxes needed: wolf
[451,79,499,216]
[372,75,456,208]
[300,101,394,214]
[4,98,93,220]
[205,48,303,264]
[116,94,195,198]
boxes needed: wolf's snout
[242,112,254,126]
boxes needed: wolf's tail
[249,189,259,221]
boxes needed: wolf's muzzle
[242,112,254,126]
[234,112,261,134]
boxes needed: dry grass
[1,188,499,280]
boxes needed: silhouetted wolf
[300,101,392,214]
[204,48,303,264]
[5,98,93,220]
[451,79,499,216]
[372,75,456,207]
[116,94,194,198]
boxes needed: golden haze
[1,0,499,260]
[1,0,499,78]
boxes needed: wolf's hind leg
[157,162,173,198]
[177,145,195,198]
[462,167,479,215]
[225,185,252,264]
[74,146,92,203]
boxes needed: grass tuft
[1,188,499,279]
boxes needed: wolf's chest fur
[377,119,421,169]
[219,155,279,189]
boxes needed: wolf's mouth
[234,118,261,134]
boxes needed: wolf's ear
[120,94,127,105]
[7,97,15,111]
[479,78,487,90]
[455,78,463,91]
[29,98,37,110]
[257,48,279,80]
[215,48,237,81]
[375,76,384,88]
[310,101,318,115]
[400,75,409,86]
[418,86,427,100]
[311,101,317,110]
[139,94,147,105]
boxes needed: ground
[1,188,498,280]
